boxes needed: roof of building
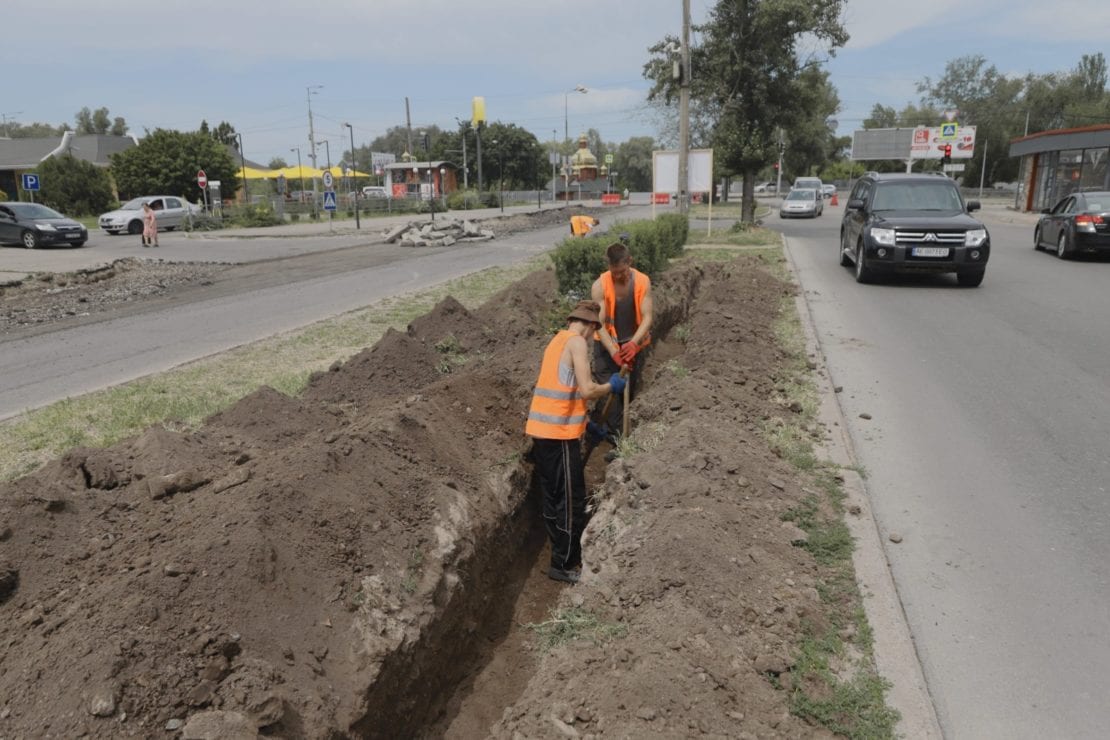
[0,134,137,170]
[1009,124,1110,157]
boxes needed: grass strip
[0,255,551,482]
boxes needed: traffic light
[942,144,952,166]
[773,162,780,171]
[421,134,429,152]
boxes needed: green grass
[686,222,782,247]
[0,255,552,482]
[524,606,627,651]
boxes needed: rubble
[383,218,495,247]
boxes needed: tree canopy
[35,154,115,216]
[110,128,238,202]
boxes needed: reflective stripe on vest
[598,267,651,347]
[525,330,589,440]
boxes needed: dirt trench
[0,253,831,738]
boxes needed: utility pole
[678,0,691,214]
[978,138,989,200]
[0,111,22,138]
[552,129,557,203]
[776,128,784,194]
[306,85,322,219]
[344,122,360,229]
[405,97,413,158]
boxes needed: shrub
[290,213,301,222]
[655,213,689,259]
[35,154,115,216]
[229,204,283,228]
[551,235,608,297]
[550,214,690,294]
[448,189,479,210]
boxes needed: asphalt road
[0,205,655,420]
[776,205,1110,738]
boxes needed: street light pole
[234,132,248,205]
[306,85,323,219]
[552,129,557,204]
[454,118,469,191]
[344,122,360,230]
[494,139,504,214]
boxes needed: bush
[290,213,301,222]
[550,214,689,295]
[35,154,115,216]
[229,204,283,227]
[448,189,480,210]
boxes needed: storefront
[1010,124,1110,212]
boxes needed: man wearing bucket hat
[526,300,627,584]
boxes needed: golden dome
[571,134,597,169]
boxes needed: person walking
[141,202,159,248]
[526,300,626,584]
[590,240,653,432]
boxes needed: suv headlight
[964,229,988,247]
[870,227,896,246]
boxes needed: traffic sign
[197,170,208,189]
[940,123,958,140]
[322,171,334,189]
[604,154,614,164]
[21,174,40,191]
[943,164,966,173]
[322,190,337,211]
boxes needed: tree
[645,0,849,222]
[74,107,123,135]
[2,121,66,138]
[110,128,239,202]
[268,157,289,170]
[111,117,129,137]
[34,154,115,216]
[481,122,546,190]
[781,68,842,179]
[613,136,655,191]
[200,120,238,148]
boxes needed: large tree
[613,136,656,191]
[645,0,849,222]
[35,154,115,216]
[74,107,127,136]
[110,128,239,202]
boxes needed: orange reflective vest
[570,215,596,236]
[599,268,651,347]
[525,330,588,440]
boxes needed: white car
[779,188,823,218]
[754,181,778,194]
[821,184,837,199]
[98,196,199,235]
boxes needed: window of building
[1050,149,1084,205]
[1080,147,1109,192]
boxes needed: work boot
[547,566,580,585]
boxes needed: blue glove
[586,421,608,444]
[607,373,627,396]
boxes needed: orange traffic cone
[830,191,839,207]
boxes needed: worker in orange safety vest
[526,300,626,584]
[570,214,599,237]
[590,240,652,435]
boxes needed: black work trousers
[591,341,640,432]
[531,437,587,571]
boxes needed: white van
[792,177,823,193]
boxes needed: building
[0,132,137,197]
[383,161,459,199]
[1009,124,1110,212]
[549,134,615,201]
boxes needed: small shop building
[1009,124,1110,212]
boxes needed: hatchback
[0,202,88,248]
[779,188,822,218]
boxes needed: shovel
[583,365,630,464]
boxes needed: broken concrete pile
[381,218,495,248]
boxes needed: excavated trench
[346,277,695,739]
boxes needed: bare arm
[566,335,611,400]
[591,278,620,358]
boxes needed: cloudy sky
[4,0,1108,165]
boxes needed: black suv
[839,173,990,287]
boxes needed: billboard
[652,149,714,193]
[909,126,977,159]
[851,128,915,161]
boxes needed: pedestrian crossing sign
[940,123,958,140]
[323,190,337,211]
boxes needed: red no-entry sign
[197,169,208,189]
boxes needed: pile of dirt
[0,252,849,738]
[0,259,222,332]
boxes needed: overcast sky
[4,1,1108,165]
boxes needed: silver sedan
[779,188,823,218]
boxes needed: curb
[779,234,943,739]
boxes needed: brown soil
[0,251,844,738]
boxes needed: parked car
[362,186,389,199]
[99,196,198,235]
[0,202,88,248]
[839,172,989,287]
[1033,191,1110,259]
[754,181,778,194]
[821,184,837,199]
[779,188,823,218]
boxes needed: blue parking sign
[21,173,40,191]
[323,190,337,211]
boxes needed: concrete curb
[779,234,943,739]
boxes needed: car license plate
[911,247,949,257]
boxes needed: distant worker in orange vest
[526,300,627,584]
[591,240,653,433]
[570,214,600,237]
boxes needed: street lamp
[234,132,248,205]
[493,138,504,214]
[564,85,588,142]
[344,122,359,230]
[439,167,446,210]
[290,147,306,204]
